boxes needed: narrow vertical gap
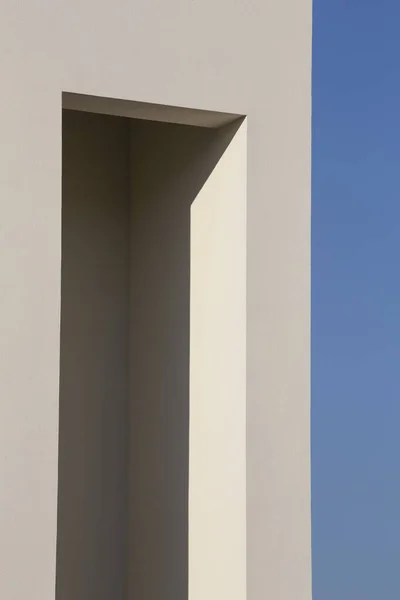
[56,105,241,600]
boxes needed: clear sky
[312,0,400,597]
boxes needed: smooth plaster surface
[189,120,247,600]
[0,0,312,598]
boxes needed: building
[0,0,312,598]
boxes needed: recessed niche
[57,97,246,600]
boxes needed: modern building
[0,0,312,599]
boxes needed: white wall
[189,120,247,600]
[0,0,312,598]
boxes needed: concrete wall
[0,0,312,598]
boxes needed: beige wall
[0,0,312,598]
[189,120,247,600]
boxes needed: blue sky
[312,0,400,597]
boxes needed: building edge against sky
[0,0,312,599]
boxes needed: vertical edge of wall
[189,120,247,600]
[0,82,62,597]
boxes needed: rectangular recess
[57,97,246,600]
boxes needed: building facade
[0,0,312,599]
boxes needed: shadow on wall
[57,110,242,600]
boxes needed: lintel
[62,92,243,129]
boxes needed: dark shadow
[57,109,242,600]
